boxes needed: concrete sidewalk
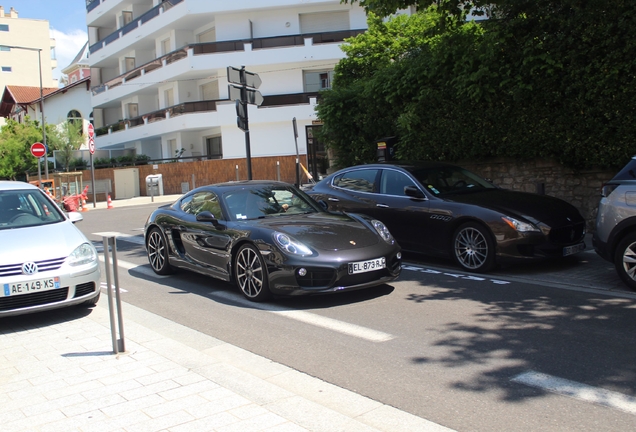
[0,298,452,432]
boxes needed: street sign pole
[31,142,46,187]
[239,73,253,180]
[292,117,300,187]
[228,65,263,181]
[88,123,96,208]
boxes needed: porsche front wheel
[146,227,174,275]
[234,244,271,301]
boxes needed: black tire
[83,291,100,307]
[234,244,271,301]
[614,232,636,291]
[146,227,174,275]
[452,222,496,272]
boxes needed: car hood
[446,189,583,224]
[251,213,380,251]
[0,220,90,264]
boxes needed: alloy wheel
[454,226,489,270]
[235,245,267,299]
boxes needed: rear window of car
[332,169,378,193]
[611,157,636,181]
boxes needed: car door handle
[328,197,339,202]
[376,204,389,208]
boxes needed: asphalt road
[77,204,636,431]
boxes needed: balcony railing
[89,0,184,54]
[95,99,219,136]
[92,29,365,95]
[86,0,101,13]
[94,93,316,137]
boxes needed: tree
[48,120,85,172]
[319,1,636,170]
[0,118,44,180]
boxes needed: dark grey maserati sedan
[144,181,402,301]
[306,162,586,273]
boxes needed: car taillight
[601,184,619,197]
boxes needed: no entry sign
[31,142,46,158]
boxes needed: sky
[13,0,89,85]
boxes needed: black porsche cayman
[144,181,402,301]
[306,162,586,272]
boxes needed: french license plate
[348,257,386,275]
[3,277,60,297]
[563,242,585,256]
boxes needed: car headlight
[372,220,395,244]
[502,216,540,233]
[273,232,313,256]
[68,243,98,266]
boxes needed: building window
[1,66,12,72]
[0,24,8,32]
[206,137,222,159]
[67,110,83,132]
[303,70,335,92]
[0,46,10,51]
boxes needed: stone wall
[461,158,616,231]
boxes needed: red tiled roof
[5,85,58,104]
[0,85,60,117]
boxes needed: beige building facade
[0,5,57,90]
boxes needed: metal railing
[91,29,364,95]
[89,0,184,54]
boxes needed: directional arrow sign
[227,66,262,89]
[31,142,46,158]
[228,84,264,106]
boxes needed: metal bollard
[276,161,280,181]
[102,236,126,354]
[236,164,240,181]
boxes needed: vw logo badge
[22,262,38,275]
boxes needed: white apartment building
[87,0,369,179]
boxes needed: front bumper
[0,262,101,317]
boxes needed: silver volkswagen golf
[0,181,100,317]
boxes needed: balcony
[92,29,365,96]
[89,0,184,54]
[95,92,316,138]
[95,100,219,137]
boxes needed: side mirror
[404,186,426,199]
[67,211,83,224]
[317,200,329,211]
[196,211,220,227]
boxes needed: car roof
[333,161,460,173]
[0,181,39,191]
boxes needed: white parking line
[208,290,395,342]
[512,370,636,415]
[97,255,167,279]
[402,264,511,285]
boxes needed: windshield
[224,186,321,221]
[0,189,66,230]
[410,166,496,196]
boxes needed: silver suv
[593,156,636,290]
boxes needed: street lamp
[4,45,49,181]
